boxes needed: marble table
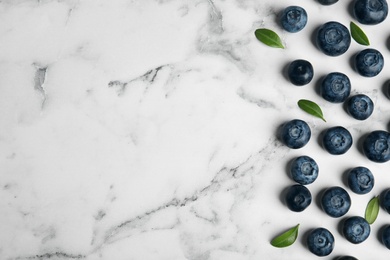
[1,0,390,259]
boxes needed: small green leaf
[271,224,300,248]
[297,99,326,122]
[254,28,284,49]
[350,21,370,46]
[365,196,379,224]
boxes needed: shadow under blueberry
[300,228,314,249]
[279,186,290,207]
[315,188,328,213]
[282,62,292,83]
[356,132,370,157]
[337,217,348,238]
[314,74,326,97]
[316,129,326,151]
[386,35,390,52]
[310,25,320,52]
[341,168,352,188]
[377,225,388,245]
[381,79,390,100]
[347,0,355,19]
[349,51,358,74]
[274,8,284,29]
[285,157,295,182]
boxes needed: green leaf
[365,196,379,224]
[254,28,284,49]
[297,99,326,122]
[350,21,370,46]
[271,224,300,248]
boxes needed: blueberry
[316,21,351,56]
[354,0,388,25]
[381,188,390,213]
[290,156,319,185]
[280,119,311,149]
[321,186,351,217]
[335,256,358,260]
[347,166,374,194]
[320,72,351,103]
[318,0,339,5]
[287,59,314,86]
[362,130,390,162]
[381,224,390,249]
[346,94,374,120]
[285,184,312,212]
[342,216,370,244]
[355,48,384,77]
[281,6,308,33]
[306,227,335,256]
[322,126,353,155]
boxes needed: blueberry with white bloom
[354,0,388,25]
[316,21,351,56]
[318,0,339,5]
[321,186,351,217]
[342,216,370,244]
[290,156,319,185]
[362,130,390,162]
[346,94,374,120]
[280,119,311,149]
[307,228,335,256]
[322,126,353,155]
[347,166,374,194]
[281,6,308,33]
[355,48,384,77]
[321,72,351,103]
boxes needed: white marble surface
[1,0,390,259]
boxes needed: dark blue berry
[354,0,388,25]
[381,188,390,213]
[281,6,308,33]
[321,72,351,103]
[321,186,351,217]
[290,156,319,185]
[280,119,311,149]
[346,94,374,120]
[381,224,390,249]
[288,59,314,86]
[362,130,390,163]
[355,48,384,77]
[316,21,351,56]
[322,126,353,155]
[335,256,358,260]
[285,184,312,212]
[342,216,370,244]
[347,166,374,194]
[307,228,334,256]
[318,0,339,5]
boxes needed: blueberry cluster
[276,1,390,258]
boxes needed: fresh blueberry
[381,188,390,213]
[362,130,390,162]
[288,59,314,86]
[321,186,351,217]
[335,256,358,260]
[280,119,311,149]
[354,0,388,25]
[316,21,351,56]
[318,0,339,5]
[290,156,319,185]
[355,48,384,77]
[346,94,374,120]
[342,216,370,244]
[347,166,374,194]
[321,72,351,103]
[306,228,335,256]
[285,184,312,212]
[322,126,353,155]
[381,224,390,249]
[281,6,308,33]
